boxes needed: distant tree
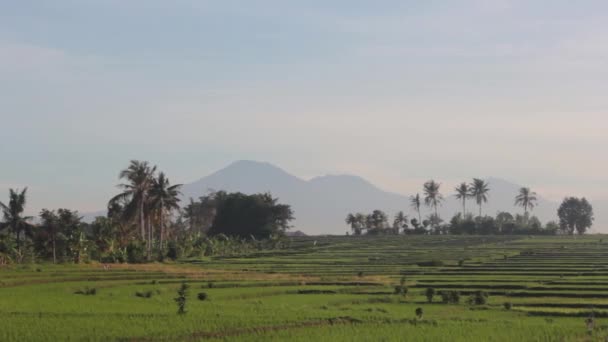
[109,160,157,259]
[469,179,490,217]
[415,307,424,320]
[557,197,594,235]
[454,183,471,217]
[515,187,538,220]
[545,221,560,234]
[58,209,86,263]
[38,209,62,263]
[0,188,33,249]
[346,213,362,235]
[423,181,443,227]
[392,211,408,235]
[425,287,436,303]
[495,212,514,232]
[410,193,423,223]
[183,192,219,234]
[149,172,182,250]
[90,216,118,255]
[427,214,443,234]
[366,210,389,234]
[208,192,293,239]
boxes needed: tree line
[0,160,293,264]
[346,179,594,236]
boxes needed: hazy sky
[1,0,607,215]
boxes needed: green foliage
[558,197,594,235]
[74,287,97,296]
[394,285,408,297]
[417,260,444,267]
[425,288,436,303]
[126,242,146,263]
[415,307,424,319]
[468,291,489,305]
[440,291,460,304]
[504,302,513,310]
[174,282,189,315]
[197,292,208,301]
[135,290,154,298]
[208,192,293,239]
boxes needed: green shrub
[394,285,408,297]
[126,242,146,264]
[135,290,154,298]
[468,291,488,305]
[504,302,513,310]
[415,307,424,319]
[174,282,189,315]
[197,292,208,301]
[75,287,97,296]
[417,260,444,267]
[440,291,460,304]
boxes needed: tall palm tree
[470,178,490,217]
[109,160,157,258]
[149,172,182,250]
[515,187,538,216]
[454,182,470,217]
[0,188,33,248]
[393,211,408,235]
[423,180,443,219]
[410,193,423,223]
[345,213,361,235]
[39,209,60,264]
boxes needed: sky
[1,0,607,215]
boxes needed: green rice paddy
[2,235,608,341]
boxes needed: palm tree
[109,160,157,259]
[423,180,443,219]
[393,211,408,235]
[410,193,423,223]
[0,188,33,248]
[515,187,538,216]
[149,172,182,250]
[470,178,490,217]
[39,209,61,264]
[454,182,470,217]
[345,213,361,235]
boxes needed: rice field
[2,235,608,341]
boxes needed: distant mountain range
[84,160,607,235]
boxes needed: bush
[425,288,436,303]
[440,291,460,304]
[415,307,424,319]
[197,292,208,301]
[468,291,488,305]
[135,290,154,298]
[504,302,513,310]
[394,285,408,297]
[417,260,444,267]
[75,287,97,296]
[126,242,146,264]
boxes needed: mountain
[84,160,607,234]
[179,160,563,235]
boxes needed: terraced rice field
[2,235,608,341]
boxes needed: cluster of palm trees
[108,160,182,260]
[410,179,537,222]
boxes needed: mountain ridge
[83,160,606,234]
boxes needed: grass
[2,235,608,340]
